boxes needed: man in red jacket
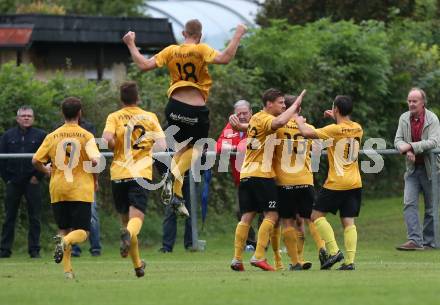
[216,100,257,248]
[216,100,251,186]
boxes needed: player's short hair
[409,87,427,104]
[284,95,298,108]
[333,95,353,116]
[120,81,139,105]
[262,88,283,106]
[62,97,82,119]
[184,19,202,38]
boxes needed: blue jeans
[72,198,101,255]
[403,165,435,247]
[161,176,192,251]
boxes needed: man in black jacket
[0,106,46,258]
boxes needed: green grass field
[1,197,439,305]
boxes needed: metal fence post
[188,169,199,251]
[430,151,439,248]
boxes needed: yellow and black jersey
[315,120,363,190]
[155,43,219,101]
[274,120,314,186]
[240,111,277,179]
[103,106,165,181]
[33,123,100,203]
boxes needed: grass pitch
[1,197,440,305]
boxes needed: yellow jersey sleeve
[155,45,174,68]
[33,136,52,163]
[273,121,314,186]
[315,124,339,140]
[103,113,117,134]
[198,44,219,63]
[261,113,275,134]
[84,134,101,160]
[150,113,165,139]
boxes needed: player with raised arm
[295,95,363,270]
[123,20,247,216]
[102,81,166,277]
[32,97,101,279]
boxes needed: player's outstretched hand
[295,115,307,125]
[324,109,334,119]
[123,31,136,45]
[236,24,247,37]
[292,89,306,113]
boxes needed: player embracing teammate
[231,91,363,271]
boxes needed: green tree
[238,19,391,138]
[236,18,440,195]
[256,0,416,26]
[0,0,146,16]
[59,0,146,16]
[0,63,56,132]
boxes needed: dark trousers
[161,177,192,251]
[1,181,42,255]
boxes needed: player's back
[274,119,314,186]
[320,120,363,190]
[106,106,164,181]
[155,43,218,100]
[44,123,97,202]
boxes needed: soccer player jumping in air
[123,20,247,216]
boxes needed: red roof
[0,27,33,47]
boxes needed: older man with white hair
[394,87,440,250]
[216,100,256,248]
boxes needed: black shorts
[278,185,315,219]
[238,177,278,214]
[52,201,91,231]
[314,188,362,217]
[111,178,150,214]
[165,97,210,145]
